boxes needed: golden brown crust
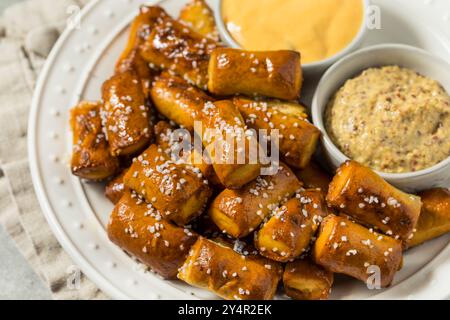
[178,0,219,41]
[151,72,214,131]
[178,237,282,300]
[70,101,119,180]
[107,191,198,279]
[406,188,450,248]
[105,170,129,204]
[101,70,152,156]
[209,163,302,238]
[199,100,262,189]
[283,259,334,300]
[326,161,422,240]
[208,48,302,100]
[189,148,222,186]
[233,97,320,169]
[123,144,212,226]
[115,6,163,97]
[295,161,331,193]
[116,48,155,99]
[153,120,220,187]
[313,215,403,287]
[139,7,219,89]
[153,120,177,153]
[116,6,164,66]
[255,189,329,262]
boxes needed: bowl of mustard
[312,44,450,192]
[213,0,370,74]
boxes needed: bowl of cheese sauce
[215,0,369,73]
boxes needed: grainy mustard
[325,66,450,173]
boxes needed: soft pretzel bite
[283,259,334,300]
[140,7,218,90]
[209,163,302,238]
[123,144,212,226]
[115,6,163,97]
[107,191,198,279]
[406,188,450,248]
[101,70,152,157]
[153,120,220,186]
[255,189,329,262]
[199,100,262,189]
[70,101,119,180]
[116,49,155,99]
[153,120,179,153]
[208,48,302,100]
[151,73,214,131]
[327,161,422,241]
[105,169,129,204]
[233,97,320,169]
[314,215,403,287]
[188,148,223,187]
[295,161,331,193]
[178,237,282,300]
[179,0,219,41]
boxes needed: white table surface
[0,0,22,13]
[0,225,51,299]
[0,0,51,300]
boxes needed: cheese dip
[325,66,450,173]
[221,0,364,64]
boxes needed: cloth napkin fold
[0,0,108,300]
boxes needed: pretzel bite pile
[69,1,450,300]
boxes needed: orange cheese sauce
[222,0,364,64]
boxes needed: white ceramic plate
[29,0,450,300]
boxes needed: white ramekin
[212,0,370,74]
[312,44,450,192]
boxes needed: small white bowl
[312,44,450,192]
[212,0,370,74]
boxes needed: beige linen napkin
[0,0,108,300]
